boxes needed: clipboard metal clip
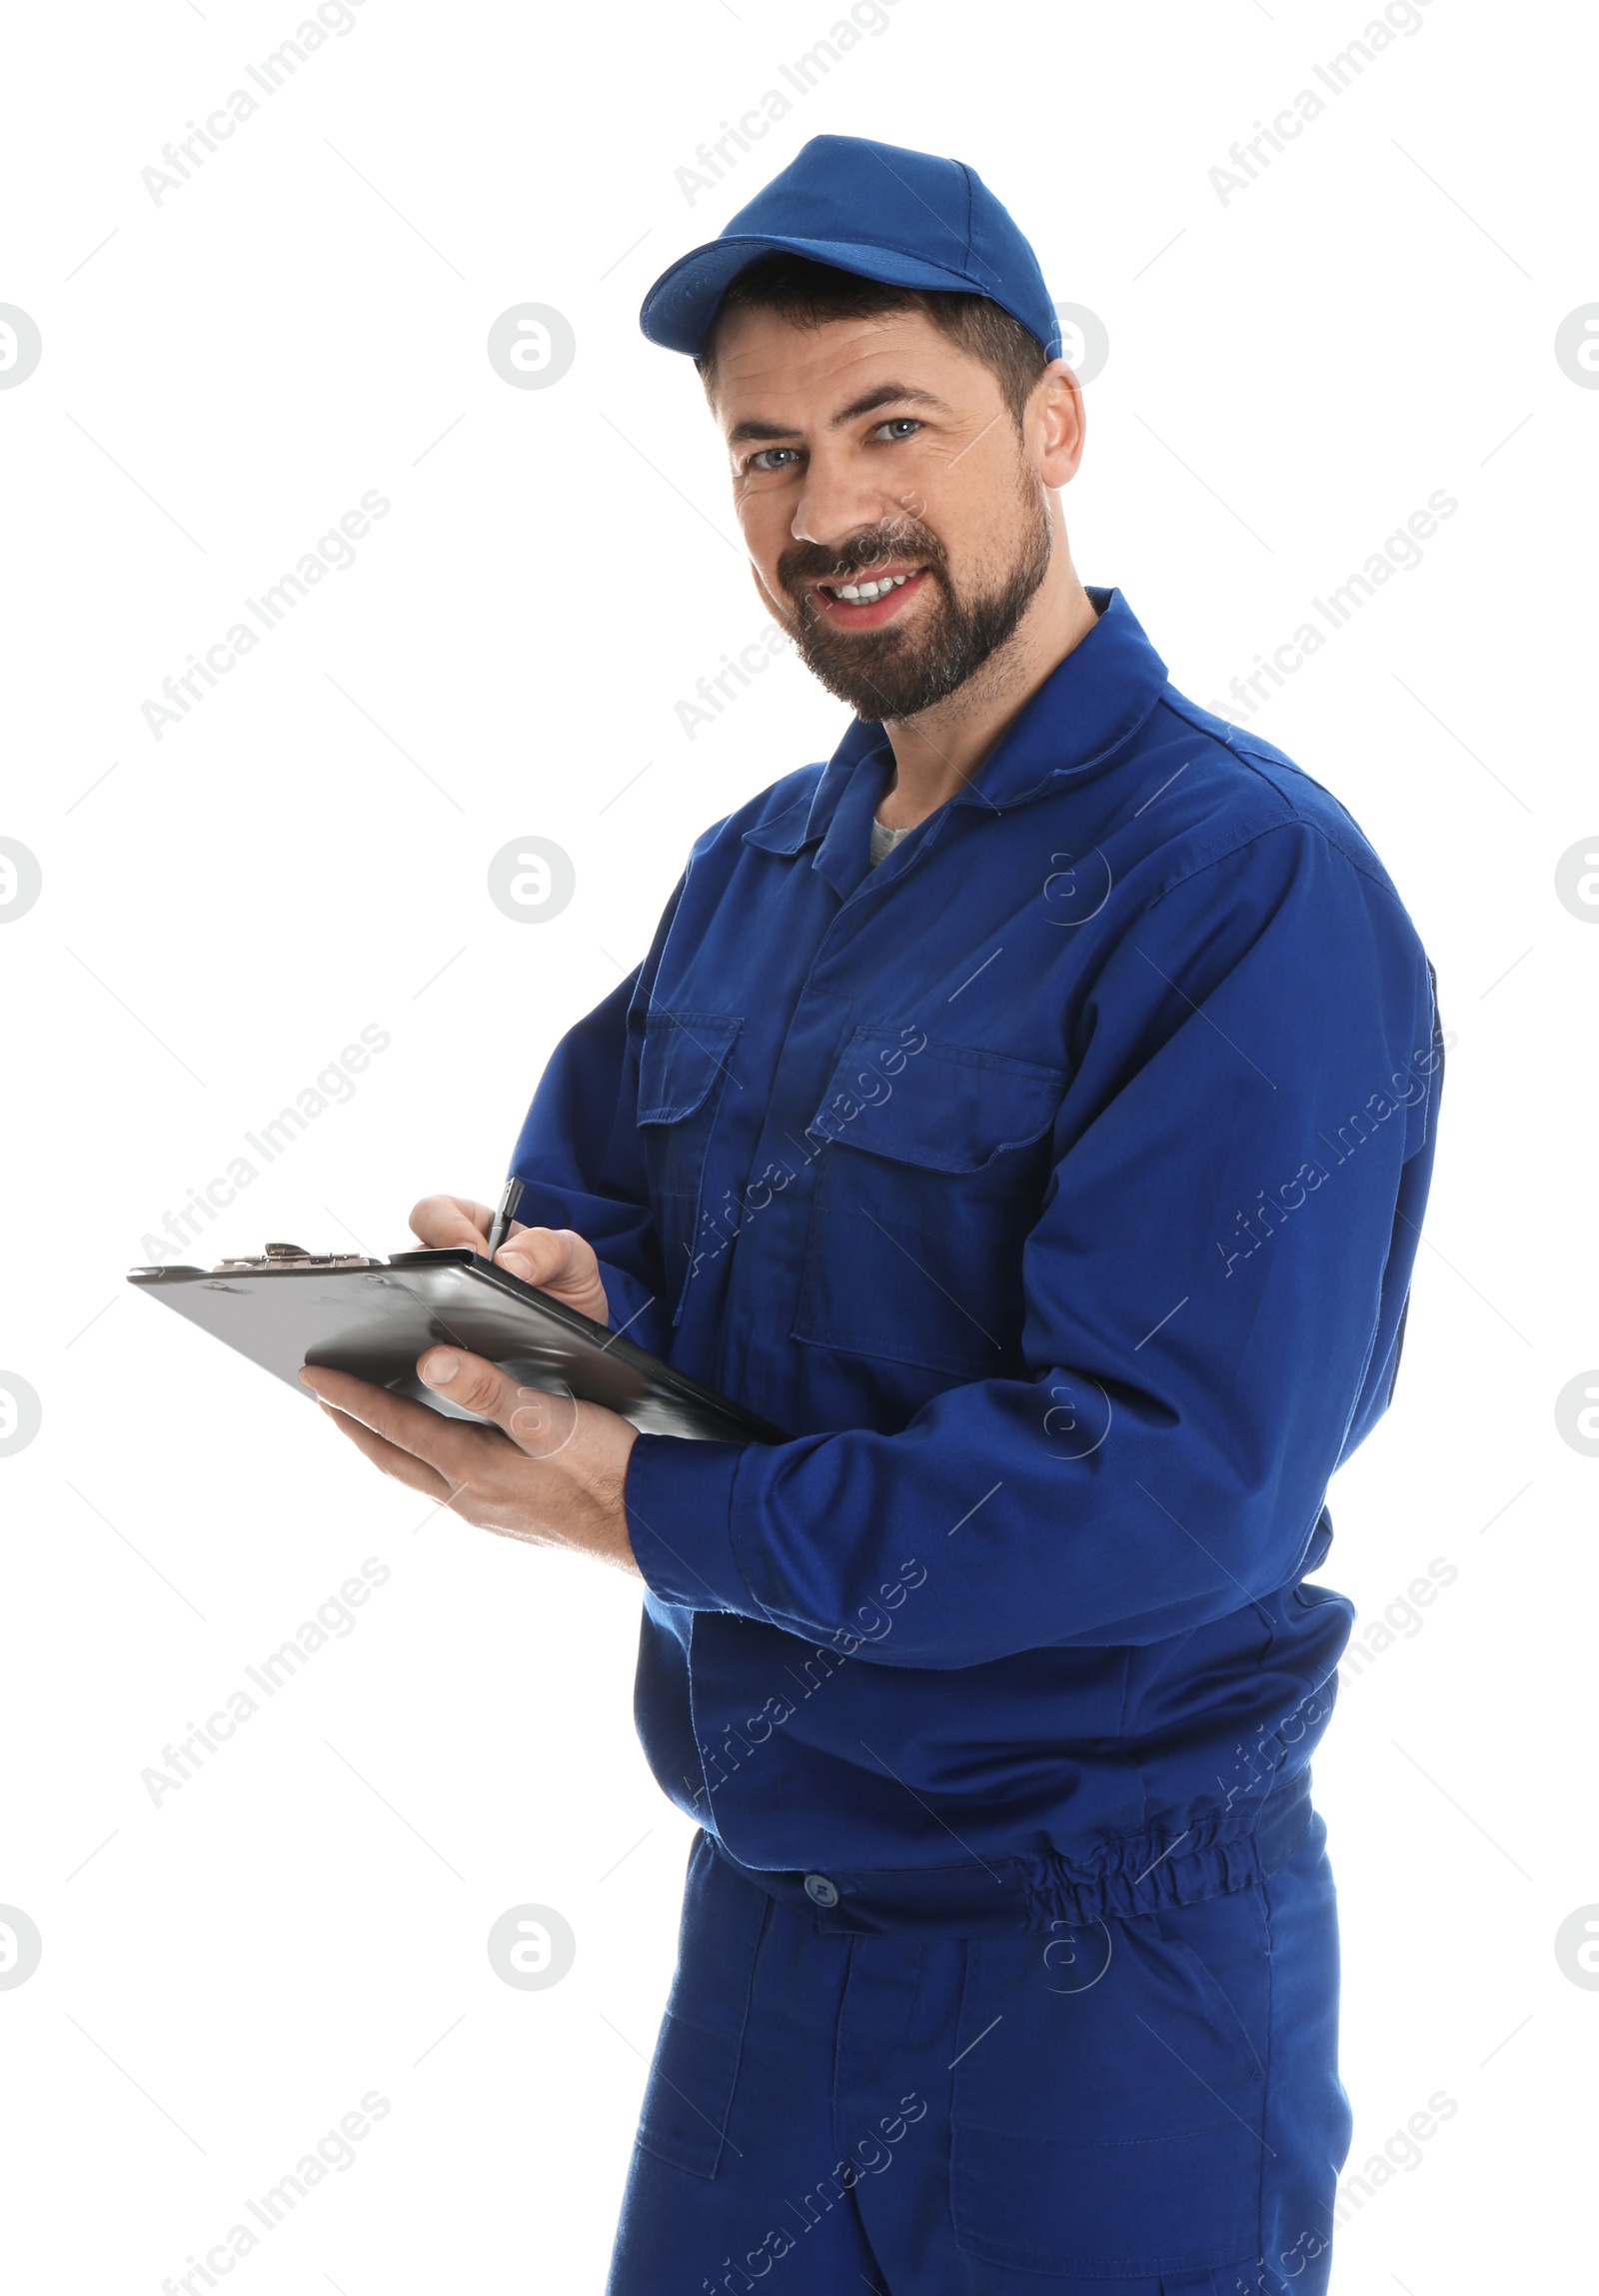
[213,1241,380,1273]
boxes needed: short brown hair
[695,252,1053,430]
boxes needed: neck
[873,520,1098,830]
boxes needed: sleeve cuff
[624,1433,760,1615]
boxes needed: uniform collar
[742,589,1168,872]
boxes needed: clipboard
[127,1244,786,1444]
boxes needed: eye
[872,417,921,442]
[746,445,800,473]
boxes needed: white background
[1,0,1593,2287]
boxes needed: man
[302,136,1442,2295]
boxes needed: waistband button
[802,1871,839,1908]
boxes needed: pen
[485,1175,524,1259]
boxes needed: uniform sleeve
[624,823,1444,1664]
[505,880,684,1357]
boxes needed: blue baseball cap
[639,134,1062,364]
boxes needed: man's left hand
[299,1349,641,1575]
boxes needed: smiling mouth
[808,566,931,622]
[817,567,920,602]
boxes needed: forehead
[708,303,1000,444]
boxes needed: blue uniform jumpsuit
[507,591,1443,2294]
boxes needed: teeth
[831,573,912,603]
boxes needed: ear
[1033,360,1086,489]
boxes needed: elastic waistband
[707,1766,1317,1938]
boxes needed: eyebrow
[726,383,955,450]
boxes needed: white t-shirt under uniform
[868,816,913,869]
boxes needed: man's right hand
[408,1193,611,1326]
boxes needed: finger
[298,1363,494,1481]
[413,1345,580,1461]
[316,1402,457,1500]
[494,1226,610,1325]
[493,1224,577,1282]
[409,1193,495,1251]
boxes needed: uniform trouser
[607,1810,1352,2296]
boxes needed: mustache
[779,520,946,592]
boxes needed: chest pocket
[794,1027,1065,1379]
[636,1010,742,1325]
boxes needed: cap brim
[639,234,994,355]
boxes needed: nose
[790,447,906,567]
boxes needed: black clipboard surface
[127,1248,785,1444]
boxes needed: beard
[777,478,1054,723]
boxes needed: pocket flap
[805,1029,1065,1174]
[637,1011,741,1126]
